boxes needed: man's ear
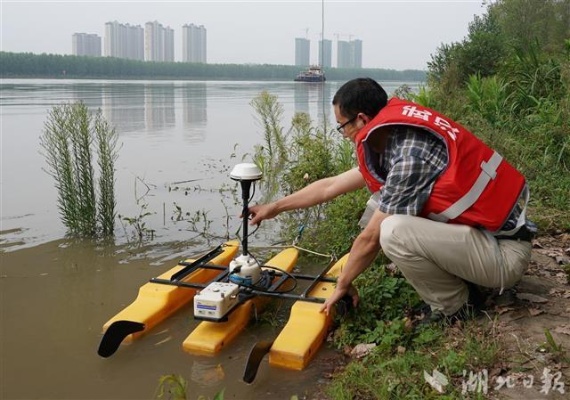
[357,113,370,126]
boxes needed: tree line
[0,51,426,82]
[425,0,569,230]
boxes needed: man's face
[333,105,360,143]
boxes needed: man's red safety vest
[355,98,526,232]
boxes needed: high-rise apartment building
[295,38,310,66]
[126,25,145,61]
[104,21,144,60]
[145,21,174,62]
[72,33,102,57]
[182,24,207,63]
[318,39,332,68]
[104,21,123,58]
[337,40,351,68]
[164,27,175,62]
[351,39,363,68]
[337,39,363,68]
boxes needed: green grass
[326,321,502,400]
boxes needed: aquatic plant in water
[40,101,119,238]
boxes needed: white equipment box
[194,282,240,319]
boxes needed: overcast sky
[1,1,486,70]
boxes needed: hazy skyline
[2,1,486,70]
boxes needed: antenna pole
[240,180,252,255]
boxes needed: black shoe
[417,309,447,326]
[489,287,517,307]
[465,281,488,310]
[418,303,480,327]
[412,301,431,315]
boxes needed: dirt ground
[489,233,570,399]
[315,233,570,400]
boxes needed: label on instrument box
[194,282,239,319]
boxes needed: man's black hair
[332,77,388,119]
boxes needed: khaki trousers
[379,215,532,315]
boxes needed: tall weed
[95,112,119,236]
[41,102,119,237]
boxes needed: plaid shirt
[375,126,447,215]
[374,126,533,233]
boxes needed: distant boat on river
[294,65,326,83]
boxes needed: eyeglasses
[336,116,357,134]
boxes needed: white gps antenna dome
[230,163,262,181]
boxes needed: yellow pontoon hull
[182,247,299,355]
[269,253,349,370]
[102,241,239,343]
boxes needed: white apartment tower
[104,21,143,60]
[104,21,122,58]
[127,24,145,61]
[295,38,310,66]
[164,27,175,62]
[145,21,175,62]
[72,33,102,57]
[337,39,363,68]
[182,24,207,63]
[318,39,332,68]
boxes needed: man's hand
[320,283,359,316]
[247,203,279,226]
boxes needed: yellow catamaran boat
[98,163,349,383]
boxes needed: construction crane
[334,32,355,42]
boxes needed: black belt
[495,225,535,242]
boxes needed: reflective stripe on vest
[428,151,503,223]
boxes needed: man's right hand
[247,203,279,225]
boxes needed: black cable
[232,252,298,294]
[247,183,258,238]
[249,251,296,285]
[248,181,257,203]
[246,217,260,238]
[258,265,298,293]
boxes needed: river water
[0,78,417,399]
[1,79,340,250]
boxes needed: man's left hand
[320,283,359,316]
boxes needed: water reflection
[82,82,208,141]
[293,83,310,114]
[144,84,175,133]
[68,82,184,136]
[102,84,146,134]
[293,82,333,129]
[70,82,103,110]
[182,83,207,143]
[317,83,332,129]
